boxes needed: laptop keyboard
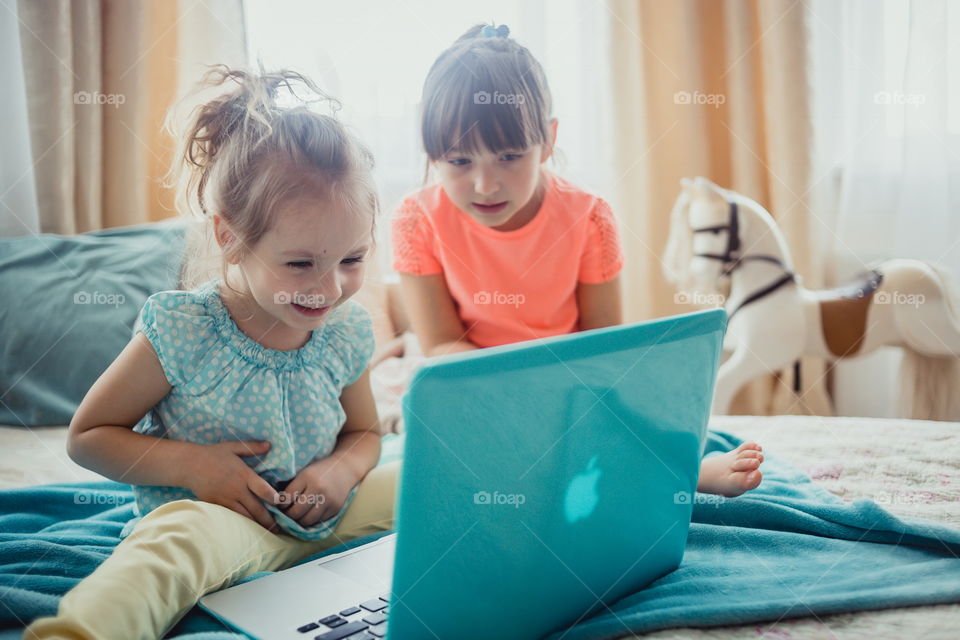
[295,594,390,639]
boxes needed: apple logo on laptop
[564,455,601,523]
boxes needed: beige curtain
[607,0,832,416]
[16,0,246,234]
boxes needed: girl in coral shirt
[393,23,764,498]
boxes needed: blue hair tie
[481,24,510,38]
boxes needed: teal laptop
[199,309,727,640]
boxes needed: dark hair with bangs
[420,24,554,164]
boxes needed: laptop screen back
[388,309,726,640]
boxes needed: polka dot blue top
[124,278,375,541]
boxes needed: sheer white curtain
[243,0,615,270]
[0,0,39,237]
[809,0,960,416]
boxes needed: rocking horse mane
[727,190,796,271]
[663,189,695,289]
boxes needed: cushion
[0,219,186,426]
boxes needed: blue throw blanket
[2,431,959,640]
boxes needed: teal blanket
[2,431,959,639]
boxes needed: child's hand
[184,440,283,533]
[277,457,359,527]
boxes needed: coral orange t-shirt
[391,172,624,348]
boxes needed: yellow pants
[24,461,400,640]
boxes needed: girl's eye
[341,257,365,266]
[287,261,312,269]
[500,153,523,161]
[447,158,470,166]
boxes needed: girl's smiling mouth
[291,302,330,317]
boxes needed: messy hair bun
[166,65,378,291]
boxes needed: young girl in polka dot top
[393,24,765,498]
[26,67,398,640]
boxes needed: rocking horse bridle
[691,200,802,392]
[690,200,741,266]
[690,200,797,321]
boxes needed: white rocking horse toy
[664,177,960,420]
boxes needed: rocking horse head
[663,177,795,299]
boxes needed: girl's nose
[474,170,499,197]
[313,270,341,305]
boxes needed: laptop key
[297,622,320,633]
[359,598,387,612]
[362,611,386,626]
[339,606,361,616]
[313,621,367,640]
[367,623,387,638]
[318,615,346,628]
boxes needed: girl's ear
[540,118,559,162]
[212,214,240,263]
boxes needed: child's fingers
[277,477,305,509]
[283,483,329,525]
[283,491,318,522]
[248,475,282,506]
[238,493,279,533]
[233,440,272,458]
[317,503,338,524]
[299,500,334,528]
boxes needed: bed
[1,222,957,637]
[3,414,957,638]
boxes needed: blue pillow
[0,219,186,426]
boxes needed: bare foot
[697,441,764,497]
